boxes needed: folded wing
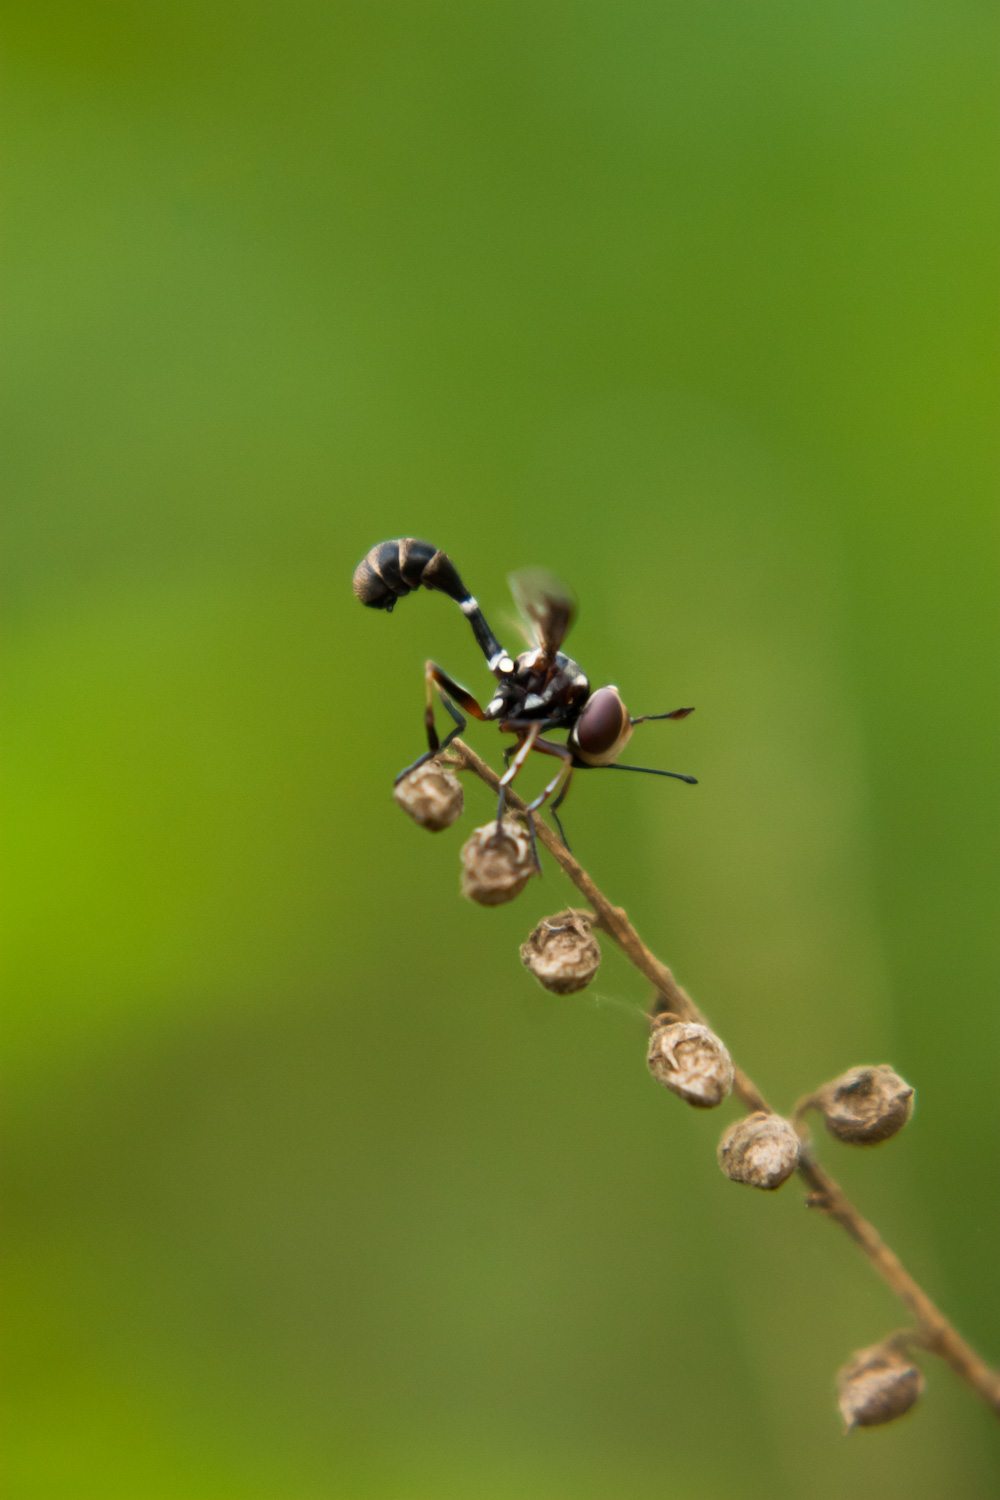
[508,568,577,667]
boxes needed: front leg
[493,722,542,833]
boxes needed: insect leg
[496,716,559,787]
[548,766,576,851]
[523,739,576,856]
[429,662,491,727]
[494,723,541,832]
[497,717,560,734]
[394,661,490,784]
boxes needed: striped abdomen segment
[352,538,510,673]
[352,538,468,610]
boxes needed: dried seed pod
[717,1111,800,1190]
[837,1342,924,1431]
[815,1065,915,1146]
[460,820,537,906]
[520,910,601,994]
[647,1021,734,1108]
[392,760,464,831]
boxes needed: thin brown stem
[448,738,1000,1417]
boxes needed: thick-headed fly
[353,538,696,852]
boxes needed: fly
[352,538,696,853]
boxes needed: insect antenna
[629,708,694,725]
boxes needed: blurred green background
[5,2,998,1496]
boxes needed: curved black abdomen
[352,538,468,611]
[353,537,509,674]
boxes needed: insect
[352,538,696,854]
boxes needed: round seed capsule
[837,1342,924,1431]
[460,820,537,906]
[647,1021,734,1108]
[393,760,464,831]
[520,910,601,994]
[816,1065,915,1146]
[717,1112,800,1190]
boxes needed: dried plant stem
[448,738,1000,1417]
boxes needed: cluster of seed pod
[395,760,923,1429]
[645,1026,919,1423]
[394,761,541,904]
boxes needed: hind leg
[394,661,489,784]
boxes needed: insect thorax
[484,651,590,726]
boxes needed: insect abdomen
[352,538,469,611]
[353,537,511,673]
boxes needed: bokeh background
[5,2,998,1496]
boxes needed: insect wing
[508,567,577,661]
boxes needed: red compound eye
[574,686,628,759]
